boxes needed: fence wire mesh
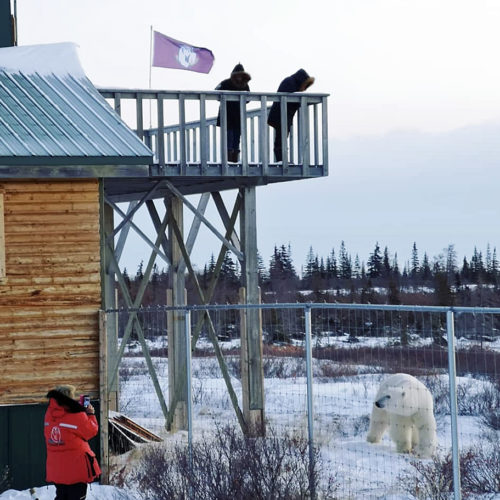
[106,304,500,499]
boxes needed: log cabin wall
[0,179,101,405]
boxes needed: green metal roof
[0,43,153,170]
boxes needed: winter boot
[228,150,239,163]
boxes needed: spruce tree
[411,242,419,279]
[492,247,499,284]
[382,246,392,279]
[421,253,431,281]
[367,242,383,278]
[353,254,361,279]
[326,248,338,281]
[446,244,457,278]
[257,250,268,285]
[338,241,352,279]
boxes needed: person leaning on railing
[216,63,251,163]
[267,69,315,163]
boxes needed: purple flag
[152,31,214,74]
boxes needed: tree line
[120,241,500,307]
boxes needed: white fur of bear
[366,373,437,458]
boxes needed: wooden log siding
[0,180,101,405]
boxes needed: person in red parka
[44,385,101,500]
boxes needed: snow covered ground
[3,334,499,499]
[0,484,132,500]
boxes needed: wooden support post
[99,310,109,484]
[239,187,265,435]
[166,195,188,431]
[100,191,118,411]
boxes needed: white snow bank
[0,484,135,500]
[0,42,85,78]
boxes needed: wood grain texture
[0,180,102,405]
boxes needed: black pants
[273,123,291,162]
[55,483,87,500]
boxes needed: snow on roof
[0,42,86,78]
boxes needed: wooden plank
[6,241,101,253]
[6,253,100,265]
[0,193,5,283]
[0,180,99,193]
[5,191,99,203]
[5,213,101,224]
[5,221,100,233]
[0,179,101,405]
[6,233,101,244]
[5,202,99,214]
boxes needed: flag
[152,31,214,74]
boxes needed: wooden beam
[99,310,110,484]
[166,211,247,434]
[145,199,171,263]
[163,180,244,260]
[177,192,210,274]
[106,197,170,265]
[166,195,187,431]
[239,186,265,435]
[211,192,241,252]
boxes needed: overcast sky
[15,0,500,272]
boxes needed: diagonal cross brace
[106,211,171,421]
[106,196,170,265]
[167,211,247,433]
[164,180,244,261]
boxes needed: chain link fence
[104,303,500,499]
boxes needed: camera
[79,394,90,408]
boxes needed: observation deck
[98,89,330,201]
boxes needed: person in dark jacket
[216,63,251,162]
[44,385,101,500]
[267,68,315,162]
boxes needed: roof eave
[0,163,151,179]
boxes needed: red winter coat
[44,390,101,485]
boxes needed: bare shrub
[263,357,305,378]
[420,375,449,416]
[462,441,500,494]
[0,466,10,494]
[399,440,500,499]
[317,361,359,379]
[477,382,500,431]
[399,451,463,499]
[131,425,339,499]
[421,376,497,421]
[351,414,370,437]
[312,344,500,380]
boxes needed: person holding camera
[44,385,101,500]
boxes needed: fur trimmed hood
[230,63,251,88]
[46,389,86,413]
[291,69,315,91]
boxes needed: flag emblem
[177,45,198,68]
[152,31,214,74]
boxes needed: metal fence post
[304,305,316,500]
[446,309,461,500]
[185,308,193,499]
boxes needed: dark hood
[230,63,251,88]
[46,389,86,413]
[291,69,315,91]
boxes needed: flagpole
[149,25,153,128]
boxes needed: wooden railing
[98,89,329,178]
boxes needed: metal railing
[104,302,500,499]
[98,89,329,177]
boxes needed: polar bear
[366,373,437,458]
